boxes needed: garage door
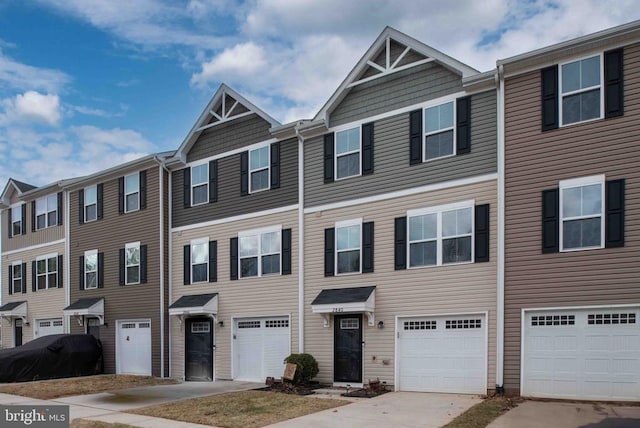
[117,320,152,376]
[35,318,63,338]
[234,316,290,382]
[523,308,640,400]
[397,315,486,393]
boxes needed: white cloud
[191,42,268,86]
[0,49,70,93]
[0,91,61,126]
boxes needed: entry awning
[311,286,375,327]
[169,293,218,322]
[0,301,27,322]
[64,297,104,325]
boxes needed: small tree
[284,353,319,384]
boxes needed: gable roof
[0,178,36,207]
[314,26,479,122]
[174,84,281,163]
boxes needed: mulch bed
[341,387,390,398]
[256,380,326,396]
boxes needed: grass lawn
[443,396,519,428]
[71,420,136,428]
[0,375,178,399]
[130,390,349,428]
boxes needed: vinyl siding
[170,208,299,380]
[306,90,497,207]
[503,42,640,393]
[2,194,66,252]
[304,180,497,390]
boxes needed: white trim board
[2,239,66,256]
[171,204,298,233]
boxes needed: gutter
[496,64,505,391]
[154,155,170,378]
[295,124,305,354]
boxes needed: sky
[0,0,639,188]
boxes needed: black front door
[334,314,362,383]
[14,319,23,347]
[185,318,213,381]
[87,318,101,341]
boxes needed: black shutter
[230,237,239,280]
[183,168,191,208]
[282,228,292,275]
[32,260,36,292]
[542,189,560,253]
[96,184,103,220]
[21,204,26,235]
[31,200,36,232]
[324,228,335,277]
[57,255,63,288]
[605,48,624,118]
[119,248,125,285]
[240,151,249,196]
[78,189,84,224]
[362,222,374,273]
[323,133,334,183]
[183,245,191,285]
[605,179,625,247]
[409,109,423,165]
[209,160,218,203]
[456,96,471,154]
[118,177,124,214]
[57,192,63,226]
[395,217,407,270]
[140,244,148,283]
[362,122,374,175]
[8,266,12,295]
[270,142,280,189]
[21,262,26,293]
[541,65,559,131]
[140,170,147,210]
[474,204,490,262]
[209,240,217,282]
[79,256,84,290]
[97,252,104,288]
[7,207,12,238]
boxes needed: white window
[249,145,270,192]
[560,175,604,251]
[239,227,281,278]
[191,238,208,283]
[36,254,58,290]
[424,101,454,161]
[11,205,22,236]
[336,219,361,274]
[125,242,140,285]
[84,186,97,222]
[124,173,140,213]
[85,250,98,289]
[36,195,57,230]
[560,55,602,125]
[191,163,208,206]
[335,127,360,179]
[408,201,473,267]
[11,262,22,293]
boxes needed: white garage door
[523,308,640,401]
[35,318,63,338]
[117,320,152,376]
[234,316,290,382]
[397,315,487,394]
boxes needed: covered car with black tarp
[0,334,103,383]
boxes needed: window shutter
[140,170,147,210]
[8,266,12,295]
[230,237,239,280]
[605,179,625,247]
[395,217,407,270]
[119,248,125,285]
[21,262,26,293]
[57,192,63,226]
[183,168,191,208]
[281,228,292,275]
[140,244,148,284]
[79,256,84,290]
[542,189,560,253]
[362,122,374,175]
[21,204,26,235]
[96,184,104,220]
[324,228,335,277]
[323,133,334,183]
[270,142,280,189]
[362,221,374,273]
[57,255,63,288]
[7,208,12,239]
[32,260,36,292]
[78,189,84,224]
[209,240,217,282]
[409,110,423,165]
[31,200,36,232]
[183,245,191,285]
[209,160,218,203]
[456,96,471,154]
[240,151,249,196]
[118,177,124,214]
[605,48,624,118]
[474,204,490,262]
[541,65,559,131]
[97,252,104,288]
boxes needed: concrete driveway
[488,400,640,428]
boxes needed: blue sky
[0,0,639,187]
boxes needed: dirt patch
[71,420,136,428]
[130,390,349,428]
[442,396,519,428]
[0,375,178,400]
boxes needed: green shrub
[284,353,319,384]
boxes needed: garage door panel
[117,320,151,376]
[36,318,63,337]
[234,317,289,382]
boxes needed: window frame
[559,175,605,252]
[125,242,141,285]
[335,218,363,275]
[124,173,140,213]
[423,100,456,162]
[11,205,22,236]
[190,238,209,283]
[35,194,58,230]
[248,145,271,193]
[36,253,58,290]
[11,261,22,294]
[407,200,475,268]
[333,126,362,181]
[559,53,605,127]
[238,225,282,278]
[84,185,98,223]
[84,249,98,290]
[190,162,209,207]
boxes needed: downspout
[155,156,170,378]
[65,190,70,333]
[496,64,505,391]
[295,124,305,353]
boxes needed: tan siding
[3,194,66,252]
[170,209,299,380]
[503,42,640,392]
[304,180,497,390]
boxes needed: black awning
[64,297,103,311]
[0,301,26,312]
[311,286,375,305]
[169,293,218,309]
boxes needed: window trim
[11,261,22,294]
[124,173,140,213]
[248,145,271,193]
[125,242,141,285]
[11,205,23,236]
[84,185,98,223]
[407,200,475,268]
[36,252,58,290]
[559,174,605,252]
[238,225,282,278]
[558,53,605,127]
[333,126,362,181]
[423,100,456,162]
[84,249,98,290]
[190,237,209,283]
[190,162,209,207]
[35,194,58,230]
[335,218,363,275]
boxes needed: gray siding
[2,194,66,252]
[330,62,462,127]
[187,114,272,163]
[306,90,497,207]
[173,138,298,228]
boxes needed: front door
[14,319,23,347]
[185,318,213,381]
[334,314,363,383]
[87,317,101,341]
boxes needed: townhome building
[498,21,640,401]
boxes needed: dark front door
[14,319,23,347]
[334,314,363,383]
[185,318,214,381]
[87,317,100,341]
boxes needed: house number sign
[332,307,344,313]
